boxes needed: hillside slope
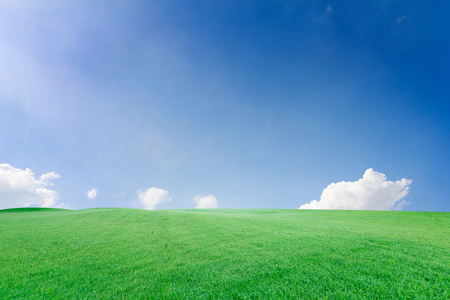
[0,208,448,299]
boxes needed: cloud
[395,16,406,24]
[0,163,61,209]
[137,187,171,210]
[87,188,98,200]
[54,202,72,209]
[326,5,333,13]
[299,168,412,210]
[193,195,218,209]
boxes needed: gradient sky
[1,0,449,211]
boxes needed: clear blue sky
[1,1,449,211]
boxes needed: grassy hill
[0,208,448,299]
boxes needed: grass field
[0,208,448,299]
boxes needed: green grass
[0,208,448,299]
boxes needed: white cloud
[87,188,98,200]
[54,202,72,209]
[137,187,171,210]
[193,195,218,209]
[326,5,333,13]
[299,168,412,210]
[395,16,406,24]
[0,163,62,209]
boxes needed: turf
[0,208,448,299]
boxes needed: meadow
[0,208,448,299]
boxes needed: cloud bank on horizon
[0,163,65,209]
[0,163,410,211]
[299,168,412,210]
[0,163,219,210]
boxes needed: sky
[0,0,449,212]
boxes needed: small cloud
[87,188,98,200]
[54,202,71,209]
[137,187,171,210]
[0,163,61,209]
[326,5,333,13]
[299,168,412,210]
[193,195,218,209]
[113,192,125,198]
[395,16,406,24]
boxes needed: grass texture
[0,208,448,299]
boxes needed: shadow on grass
[0,207,71,213]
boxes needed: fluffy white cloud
[0,163,61,209]
[87,188,98,200]
[193,195,218,209]
[137,187,171,210]
[299,168,412,210]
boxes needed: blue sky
[0,0,449,211]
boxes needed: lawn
[0,208,448,299]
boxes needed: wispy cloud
[326,5,333,13]
[87,188,98,200]
[0,163,63,209]
[395,16,406,24]
[193,195,218,209]
[299,168,412,210]
[137,187,171,210]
